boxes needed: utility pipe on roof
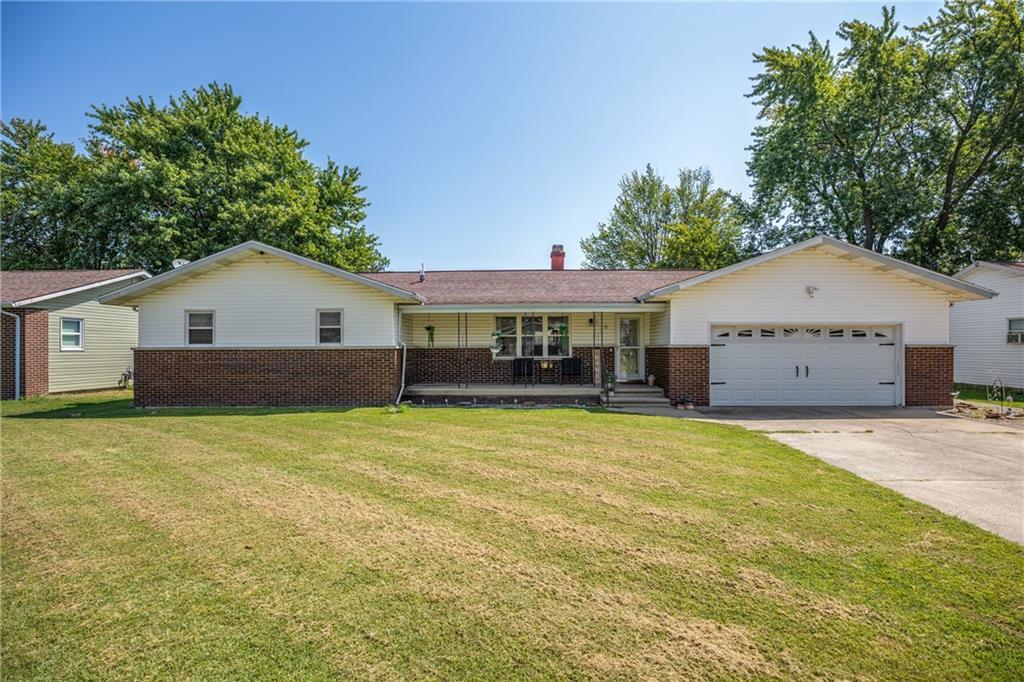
[1,309,21,400]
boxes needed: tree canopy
[2,84,388,273]
[746,0,1024,272]
[580,165,745,270]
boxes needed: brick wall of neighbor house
[1,308,49,399]
[405,346,614,385]
[133,348,400,407]
[905,345,955,407]
[645,346,710,406]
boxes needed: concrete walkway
[611,406,1024,543]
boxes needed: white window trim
[317,308,345,346]
[492,314,572,360]
[1008,317,1024,345]
[185,310,215,346]
[59,317,84,351]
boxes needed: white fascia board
[398,303,668,313]
[99,241,423,305]
[7,270,151,307]
[640,235,996,301]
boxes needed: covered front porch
[397,304,672,405]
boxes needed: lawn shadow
[2,396,362,420]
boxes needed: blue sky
[2,1,941,270]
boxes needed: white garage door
[710,326,898,406]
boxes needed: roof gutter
[397,302,669,313]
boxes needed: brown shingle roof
[1,269,147,305]
[360,269,705,304]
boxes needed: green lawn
[955,383,1023,408]
[2,393,1022,679]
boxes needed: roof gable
[1,269,150,307]
[99,242,424,305]
[954,261,1024,279]
[640,235,995,301]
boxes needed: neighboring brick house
[1,270,150,399]
[99,236,994,409]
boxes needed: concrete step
[606,395,672,406]
[612,384,665,394]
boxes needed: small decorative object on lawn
[425,324,436,348]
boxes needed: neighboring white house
[951,261,1024,390]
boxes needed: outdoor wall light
[805,285,820,298]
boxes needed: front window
[494,317,517,357]
[494,314,572,359]
[521,316,543,357]
[318,310,343,344]
[1009,319,1024,344]
[60,318,83,351]
[547,316,569,356]
[186,311,214,345]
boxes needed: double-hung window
[494,317,517,357]
[495,314,571,359]
[318,310,343,345]
[1009,318,1024,344]
[186,311,214,346]
[60,318,83,351]
[521,316,544,357]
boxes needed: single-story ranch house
[2,269,150,399]
[98,235,994,408]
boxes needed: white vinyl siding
[660,249,952,345]
[43,279,144,392]
[137,254,401,347]
[648,309,670,346]
[950,266,1024,389]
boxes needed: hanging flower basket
[424,324,436,348]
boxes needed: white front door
[709,325,898,406]
[617,316,643,381]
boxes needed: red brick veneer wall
[905,345,954,407]
[134,348,400,407]
[645,346,710,406]
[1,308,49,399]
[405,346,614,385]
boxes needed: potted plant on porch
[489,330,502,357]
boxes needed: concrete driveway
[620,406,1024,543]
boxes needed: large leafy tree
[1,84,389,272]
[746,0,1024,272]
[0,119,87,269]
[580,165,745,270]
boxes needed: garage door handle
[795,365,799,377]
[805,365,809,377]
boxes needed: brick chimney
[550,244,565,271]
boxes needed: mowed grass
[2,393,1022,680]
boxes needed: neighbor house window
[186,311,214,345]
[494,316,517,357]
[60,318,83,351]
[1009,318,1024,344]
[318,310,343,345]
[494,314,571,359]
